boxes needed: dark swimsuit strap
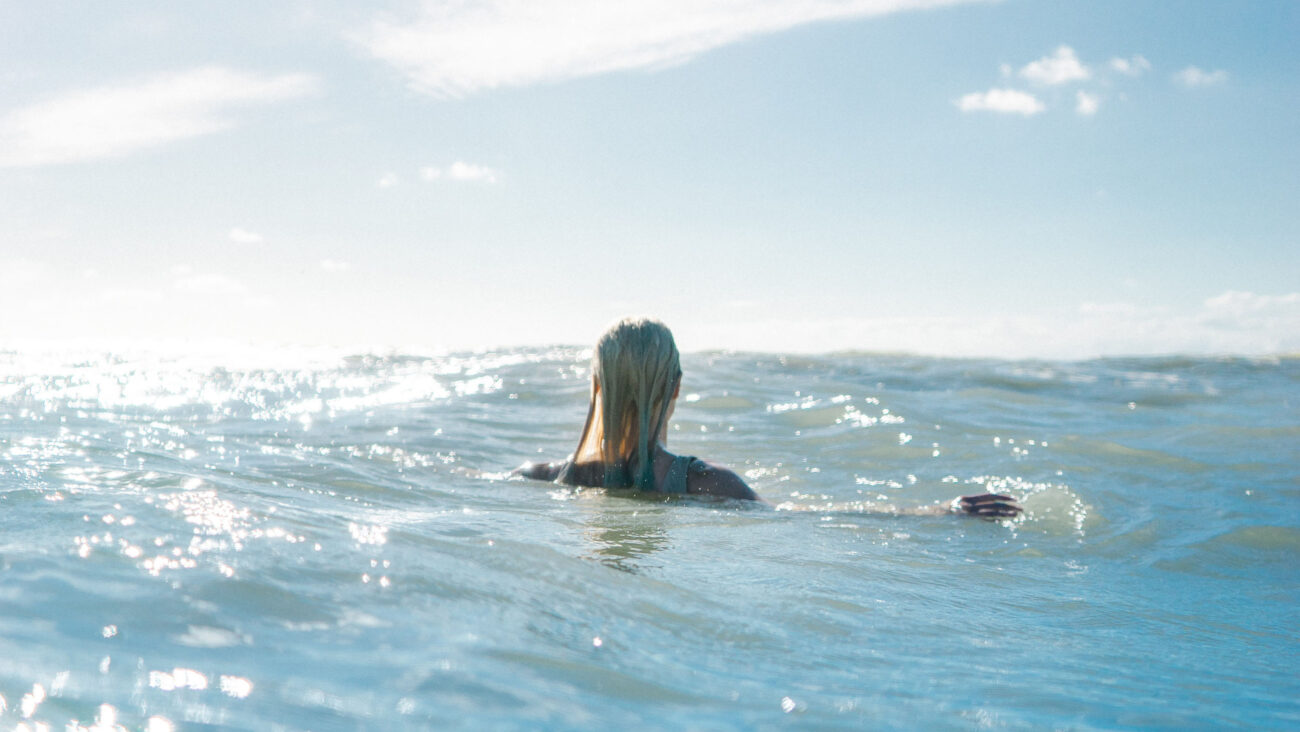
[663,454,696,494]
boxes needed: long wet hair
[557,317,682,490]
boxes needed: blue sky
[2,0,1297,358]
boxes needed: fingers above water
[960,493,1020,508]
[958,493,1023,518]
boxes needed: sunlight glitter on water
[0,348,1296,729]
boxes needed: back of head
[567,317,681,490]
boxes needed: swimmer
[514,317,1021,516]
[514,317,757,500]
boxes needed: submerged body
[517,447,759,500]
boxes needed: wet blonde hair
[558,317,682,490]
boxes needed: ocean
[0,347,1296,730]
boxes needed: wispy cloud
[955,88,1044,116]
[1109,55,1151,76]
[357,0,989,98]
[421,161,499,183]
[0,67,319,168]
[376,172,400,188]
[228,227,264,244]
[1075,90,1099,116]
[1019,45,1090,85]
[320,259,351,272]
[1174,66,1228,88]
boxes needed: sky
[1,0,1297,359]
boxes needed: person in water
[515,317,1020,516]
[514,317,757,499]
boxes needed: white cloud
[1109,55,1151,76]
[955,88,1045,116]
[0,67,319,168]
[173,273,247,295]
[1075,90,1099,116]
[1174,66,1228,88]
[228,227,264,244]
[1019,45,1090,85]
[320,259,351,272]
[377,172,400,188]
[357,0,989,98]
[421,161,498,183]
[1203,290,1299,318]
[447,161,497,182]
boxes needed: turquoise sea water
[1,347,1297,730]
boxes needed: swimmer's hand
[955,493,1022,518]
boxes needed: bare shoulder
[686,460,761,501]
[513,460,564,482]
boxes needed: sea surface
[0,346,1296,730]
